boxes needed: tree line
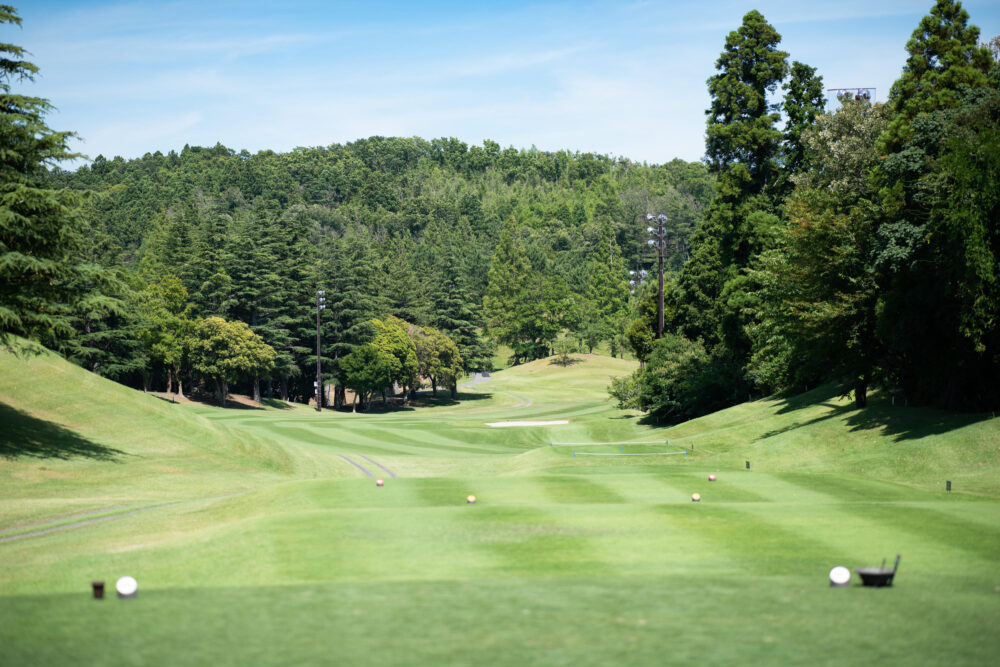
[612,1,1000,420]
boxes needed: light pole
[315,289,326,411]
[646,214,667,338]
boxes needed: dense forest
[3,1,999,416]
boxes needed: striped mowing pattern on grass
[572,451,688,457]
[550,440,669,446]
[3,349,1000,665]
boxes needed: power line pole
[315,289,325,411]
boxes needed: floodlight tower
[646,214,667,338]
[315,289,326,411]
[827,87,876,103]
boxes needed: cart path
[459,372,492,388]
[507,391,532,408]
[0,493,244,544]
[337,454,374,478]
[358,455,397,478]
[458,373,531,408]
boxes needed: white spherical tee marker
[829,566,851,587]
[116,576,138,598]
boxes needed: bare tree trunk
[253,377,261,403]
[165,370,173,395]
[450,382,457,398]
[854,378,868,409]
[219,380,228,407]
[431,378,438,397]
[175,367,184,398]
[352,392,358,413]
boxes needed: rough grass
[2,345,999,666]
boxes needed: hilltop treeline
[43,132,711,403]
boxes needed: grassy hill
[2,346,999,666]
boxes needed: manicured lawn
[2,348,999,665]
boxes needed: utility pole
[646,214,667,338]
[315,289,326,411]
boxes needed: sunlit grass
[2,345,999,665]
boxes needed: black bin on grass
[856,555,901,587]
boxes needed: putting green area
[2,347,999,665]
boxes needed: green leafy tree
[882,0,992,151]
[373,316,419,403]
[874,1,997,408]
[781,61,826,181]
[339,342,394,411]
[751,100,891,406]
[0,7,97,351]
[675,9,789,396]
[138,274,194,395]
[413,324,464,397]
[636,335,730,423]
[188,316,275,406]
[877,84,1000,407]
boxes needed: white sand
[485,420,569,427]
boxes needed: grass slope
[2,349,999,666]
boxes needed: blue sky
[16,0,1000,165]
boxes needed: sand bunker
[485,420,569,427]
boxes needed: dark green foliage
[877,83,1000,408]
[704,10,788,193]
[781,61,826,183]
[0,7,96,350]
[674,9,795,386]
[882,0,992,151]
[635,335,732,423]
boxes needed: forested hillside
[47,137,712,403]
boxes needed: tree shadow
[842,402,989,442]
[343,391,496,412]
[760,388,990,443]
[549,355,583,367]
[0,402,125,461]
[260,398,295,410]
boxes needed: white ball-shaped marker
[467,495,477,504]
[116,576,137,598]
[376,478,384,487]
[829,566,851,587]
[708,474,717,482]
[691,493,701,502]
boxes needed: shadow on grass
[843,402,988,442]
[549,356,583,367]
[761,386,991,443]
[354,391,495,412]
[0,402,125,461]
[260,398,295,410]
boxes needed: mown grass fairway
[2,348,1000,665]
